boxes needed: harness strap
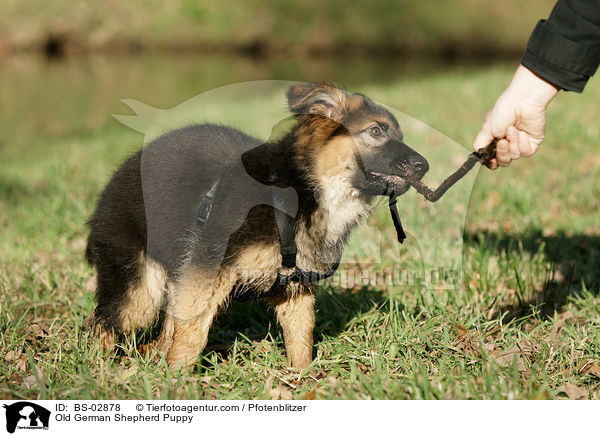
[196,178,342,301]
[196,180,219,227]
[270,184,340,295]
[388,193,407,243]
[272,187,298,269]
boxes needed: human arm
[473,0,600,168]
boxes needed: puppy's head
[287,82,428,197]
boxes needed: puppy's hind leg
[166,268,233,370]
[270,285,315,369]
[86,246,144,351]
[88,251,167,352]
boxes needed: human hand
[473,65,559,169]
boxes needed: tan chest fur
[231,177,371,295]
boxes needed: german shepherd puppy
[85,82,429,369]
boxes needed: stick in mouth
[387,141,495,244]
[407,141,496,203]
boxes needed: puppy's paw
[85,311,117,352]
[166,355,197,372]
[167,345,199,372]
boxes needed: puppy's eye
[369,126,382,137]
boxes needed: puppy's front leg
[271,286,315,369]
[166,269,231,370]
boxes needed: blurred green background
[3,0,600,400]
[0,0,556,147]
[0,0,552,55]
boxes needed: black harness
[195,141,496,301]
[196,181,406,300]
[270,190,341,288]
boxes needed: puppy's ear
[287,82,348,122]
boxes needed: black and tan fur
[85,82,429,369]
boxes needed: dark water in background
[0,53,510,146]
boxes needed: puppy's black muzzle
[389,140,429,181]
[355,139,429,197]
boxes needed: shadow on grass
[203,287,388,362]
[466,230,600,322]
[0,176,51,204]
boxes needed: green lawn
[1,59,599,399]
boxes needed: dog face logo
[2,402,50,433]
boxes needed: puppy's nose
[409,155,429,178]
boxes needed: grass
[1,57,600,399]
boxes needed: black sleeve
[521,0,600,92]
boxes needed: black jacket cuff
[522,0,600,92]
[521,50,587,92]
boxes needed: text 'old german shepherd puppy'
[86,82,429,369]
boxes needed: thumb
[473,123,495,152]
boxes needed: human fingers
[495,139,512,167]
[517,130,535,157]
[505,126,521,160]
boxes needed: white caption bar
[0,400,595,435]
